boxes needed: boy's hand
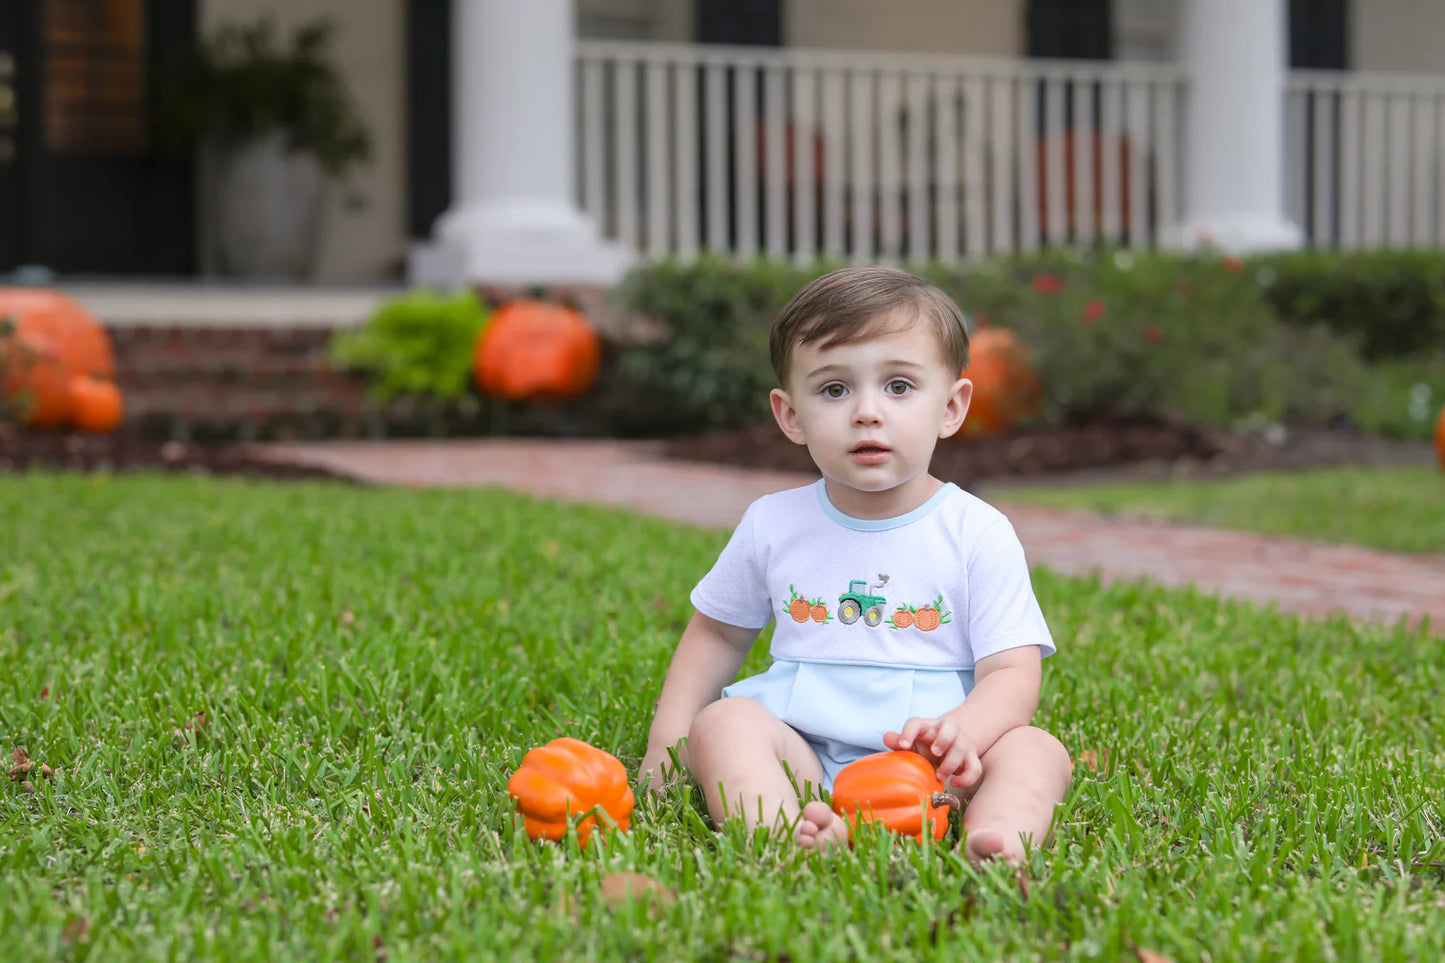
[884,712,982,790]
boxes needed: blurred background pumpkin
[0,289,125,432]
[473,299,601,402]
[953,327,1042,437]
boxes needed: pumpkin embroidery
[907,594,952,632]
[783,585,813,623]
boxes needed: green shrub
[329,289,490,402]
[155,18,372,178]
[1254,249,1445,360]
[612,252,1372,435]
[609,255,826,433]
[1348,352,1445,441]
[926,250,1369,430]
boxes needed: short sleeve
[689,502,775,629]
[965,517,1055,661]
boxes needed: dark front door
[0,4,20,270]
[0,0,196,277]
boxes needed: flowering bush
[925,251,1367,430]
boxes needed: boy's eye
[821,383,848,399]
[885,380,914,396]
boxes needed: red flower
[1080,299,1106,325]
[1223,254,1244,273]
[1031,274,1063,296]
[1144,325,1164,344]
[973,312,989,329]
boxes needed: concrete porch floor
[53,281,405,329]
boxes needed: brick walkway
[253,438,1445,631]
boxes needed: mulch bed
[662,415,1437,491]
[0,416,1433,488]
[0,425,348,482]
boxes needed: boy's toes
[796,801,850,851]
[964,828,1021,866]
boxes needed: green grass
[2,474,1442,961]
[990,466,1445,554]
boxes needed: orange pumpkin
[0,288,114,379]
[955,328,1041,437]
[830,750,957,842]
[1,331,71,427]
[0,289,122,429]
[507,737,635,845]
[473,299,601,401]
[70,375,125,433]
[1435,405,1445,470]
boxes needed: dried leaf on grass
[8,748,53,785]
[1079,748,1112,772]
[1132,948,1176,963]
[599,872,677,909]
[173,711,209,737]
[8,747,32,780]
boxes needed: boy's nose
[851,391,883,425]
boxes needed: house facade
[3,0,1445,284]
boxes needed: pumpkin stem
[931,791,961,811]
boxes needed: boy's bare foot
[964,828,1026,866]
[795,800,850,851]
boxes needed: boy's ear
[939,377,973,438]
[770,388,808,446]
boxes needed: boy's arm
[639,610,760,791]
[884,644,1042,788]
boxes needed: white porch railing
[1286,70,1445,249]
[576,40,1184,264]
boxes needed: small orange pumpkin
[473,299,601,401]
[507,737,635,845]
[0,288,114,380]
[830,750,957,842]
[1,331,71,426]
[70,375,125,433]
[1,289,122,429]
[955,328,1041,437]
[1435,405,1445,470]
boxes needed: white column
[420,0,628,287]
[1171,0,1301,251]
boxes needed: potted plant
[155,18,372,279]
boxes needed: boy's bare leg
[957,726,1072,866]
[686,697,842,847]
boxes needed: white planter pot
[210,131,325,279]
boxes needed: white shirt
[691,480,1055,670]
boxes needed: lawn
[989,466,1445,555]
[2,474,1442,961]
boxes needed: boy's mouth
[849,443,891,463]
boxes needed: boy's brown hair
[769,266,970,385]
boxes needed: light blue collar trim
[814,479,959,531]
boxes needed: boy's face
[769,313,972,519]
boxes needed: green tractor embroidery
[837,575,890,627]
